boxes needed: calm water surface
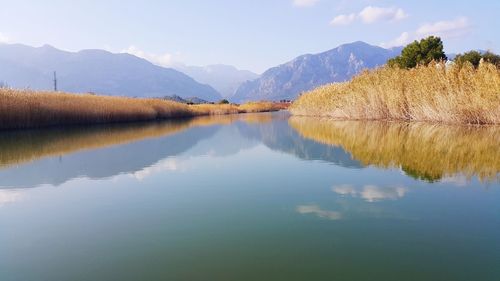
[0,112,499,281]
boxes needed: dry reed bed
[289,116,500,182]
[0,113,262,169]
[0,89,282,130]
[290,62,500,124]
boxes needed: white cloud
[330,13,357,26]
[416,17,470,38]
[330,6,407,27]
[121,45,180,67]
[380,31,410,48]
[380,17,471,48]
[332,184,407,202]
[296,204,342,220]
[0,32,10,44]
[359,6,408,24]
[293,0,319,7]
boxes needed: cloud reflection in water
[0,189,23,206]
[332,184,407,202]
[296,204,342,220]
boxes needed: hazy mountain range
[175,64,258,98]
[1,41,408,102]
[233,41,403,102]
[0,44,221,101]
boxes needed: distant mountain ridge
[162,95,210,104]
[175,64,259,98]
[0,44,221,101]
[233,41,403,102]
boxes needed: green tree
[454,51,483,68]
[218,99,230,104]
[388,36,447,69]
[454,50,500,68]
[482,51,500,68]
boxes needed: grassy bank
[290,62,500,124]
[0,89,283,130]
[289,117,500,182]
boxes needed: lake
[1,112,499,281]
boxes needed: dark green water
[0,112,499,281]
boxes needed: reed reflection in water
[0,114,255,170]
[1,112,500,281]
[289,117,500,182]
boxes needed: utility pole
[53,71,58,91]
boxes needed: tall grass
[0,89,283,130]
[290,62,500,124]
[289,116,500,182]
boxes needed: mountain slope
[0,44,221,100]
[233,41,402,102]
[176,64,258,98]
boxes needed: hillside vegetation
[0,89,283,130]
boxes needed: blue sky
[0,0,498,73]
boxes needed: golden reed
[0,89,283,130]
[290,62,500,124]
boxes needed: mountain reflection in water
[0,112,498,189]
[1,112,500,281]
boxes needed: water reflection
[0,189,23,206]
[332,184,407,202]
[1,113,500,281]
[0,116,237,188]
[1,113,498,189]
[0,116,241,169]
[0,113,365,189]
[132,158,187,180]
[290,117,500,182]
[236,114,363,168]
[296,205,342,220]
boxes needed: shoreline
[287,114,500,127]
[0,89,287,130]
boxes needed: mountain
[233,41,402,102]
[0,44,221,101]
[163,95,210,104]
[163,95,190,103]
[176,64,258,98]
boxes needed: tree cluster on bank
[454,51,500,68]
[388,36,499,69]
